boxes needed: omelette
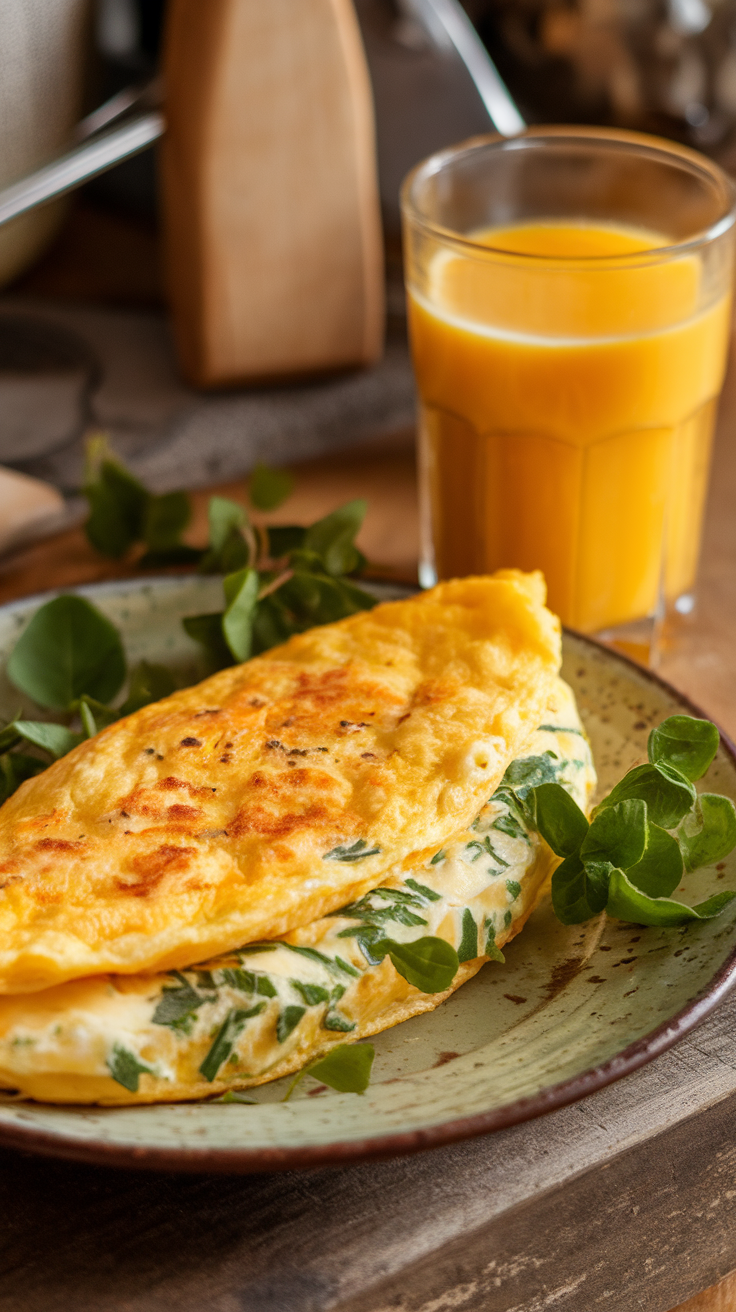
[0,572,560,994]
[0,679,596,1103]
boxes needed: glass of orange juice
[402,127,736,653]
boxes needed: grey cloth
[0,298,416,493]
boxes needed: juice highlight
[408,221,731,633]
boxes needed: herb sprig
[0,451,378,800]
[501,715,736,927]
[83,439,376,669]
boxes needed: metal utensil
[403,0,524,136]
[0,81,164,230]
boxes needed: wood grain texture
[162,0,384,387]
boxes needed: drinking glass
[402,127,736,655]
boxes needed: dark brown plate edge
[1,626,735,1174]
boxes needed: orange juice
[408,221,732,632]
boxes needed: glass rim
[401,126,736,266]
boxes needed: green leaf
[8,596,126,710]
[323,1011,356,1032]
[218,1091,258,1104]
[626,822,683,898]
[648,715,720,782]
[679,793,736,872]
[551,853,599,924]
[532,782,589,857]
[84,457,148,559]
[199,1004,266,1081]
[607,867,736,926]
[143,491,191,552]
[268,525,305,557]
[581,799,647,870]
[120,661,177,716]
[182,613,233,670]
[210,497,248,552]
[222,568,259,662]
[303,500,367,576]
[457,908,478,963]
[13,721,83,759]
[0,752,47,803]
[307,1042,374,1093]
[377,936,459,994]
[249,463,294,511]
[502,754,563,797]
[597,762,696,830]
[276,1005,306,1043]
[106,1043,154,1093]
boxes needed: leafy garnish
[249,463,294,511]
[7,595,126,710]
[375,935,459,994]
[508,714,736,929]
[283,1041,375,1100]
[457,909,478,963]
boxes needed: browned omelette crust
[0,572,560,992]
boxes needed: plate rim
[0,580,734,1173]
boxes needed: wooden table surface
[3,324,736,1312]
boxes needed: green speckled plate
[0,576,734,1173]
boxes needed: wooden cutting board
[161,0,384,388]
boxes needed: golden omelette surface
[0,571,560,993]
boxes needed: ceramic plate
[0,575,734,1173]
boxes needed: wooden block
[161,0,384,387]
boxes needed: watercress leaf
[606,867,736,926]
[292,981,331,1006]
[304,500,367,576]
[182,612,233,670]
[249,463,294,511]
[72,695,118,733]
[208,497,248,554]
[222,567,259,662]
[334,578,378,612]
[7,595,126,709]
[120,660,177,716]
[143,491,191,552]
[0,752,46,803]
[218,1091,258,1104]
[251,593,296,654]
[84,458,148,559]
[679,793,736,872]
[583,859,614,912]
[268,524,305,558]
[13,721,83,759]
[550,853,596,924]
[502,754,561,800]
[581,799,647,870]
[307,1042,374,1094]
[532,782,589,857]
[597,762,695,829]
[626,821,683,898]
[0,722,21,754]
[376,935,459,994]
[648,715,720,782]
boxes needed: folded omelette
[0,679,595,1103]
[0,571,561,994]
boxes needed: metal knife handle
[0,110,165,229]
